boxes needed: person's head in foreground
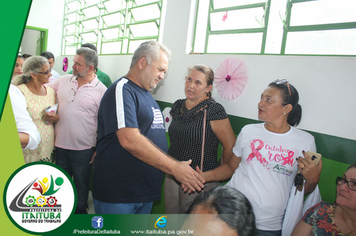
[184,186,256,236]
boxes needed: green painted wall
[151,100,355,214]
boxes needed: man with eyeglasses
[47,47,107,214]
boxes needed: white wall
[25,0,65,72]
[26,0,356,141]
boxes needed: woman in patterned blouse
[17,56,59,163]
[164,64,236,214]
[292,163,356,236]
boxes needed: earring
[283,112,286,115]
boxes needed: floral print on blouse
[303,201,353,236]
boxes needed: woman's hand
[195,166,206,182]
[90,151,96,164]
[297,150,323,194]
[43,111,59,124]
[181,166,206,193]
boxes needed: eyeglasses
[336,176,356,191]
[275,79,291,96]
[38,68,52,75]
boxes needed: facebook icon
[92,216,104,229]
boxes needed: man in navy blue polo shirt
[92,41,205,214]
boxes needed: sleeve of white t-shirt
[9,84,41,150]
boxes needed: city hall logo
[4,162,76,234]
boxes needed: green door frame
[25,25,48,54]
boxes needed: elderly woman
[17,56,58,163]
[292,163,356,236]
[199,79,322,235]
[165,64,236,213]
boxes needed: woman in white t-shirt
[197,79,322,236]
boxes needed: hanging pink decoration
[222,11,228,22]
[62,57,68,72]
[214,57,248,100]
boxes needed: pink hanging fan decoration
[62,57,68,72]
[214,57,248,100]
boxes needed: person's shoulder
[17,84,26,91]
[95,79,107,91]
[48,74,72,86]
[291,127,314,140]
[9,84,20,93]
[243,123,263,131]
[9,84,25,100]
[306,201,334,216]
[207,99,227,112]
[58,74,73,80]
[108,77,134,93]
[208,99,224,108]
[318,201,334,209]
[173,99,185,107]
[45,85,56,93]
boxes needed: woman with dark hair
[11,55,25,85]
[165,64,236,213]
[17,56,58,163]
[185,185,256,236]
[292,163,356,236]
[198,79,322,235]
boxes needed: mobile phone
[306,151,322,165]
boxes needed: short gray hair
[76,47,98,71]
[21,56,48,84]
[130,41,171,68]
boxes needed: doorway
[20,26,48,56]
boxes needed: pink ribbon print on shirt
[247,139,268,166]
[247,139,296,168]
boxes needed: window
[192,0,356,56]
[62,0,163,55]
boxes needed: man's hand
[172,160,205,193]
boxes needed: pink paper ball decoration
[214,57,248,100]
